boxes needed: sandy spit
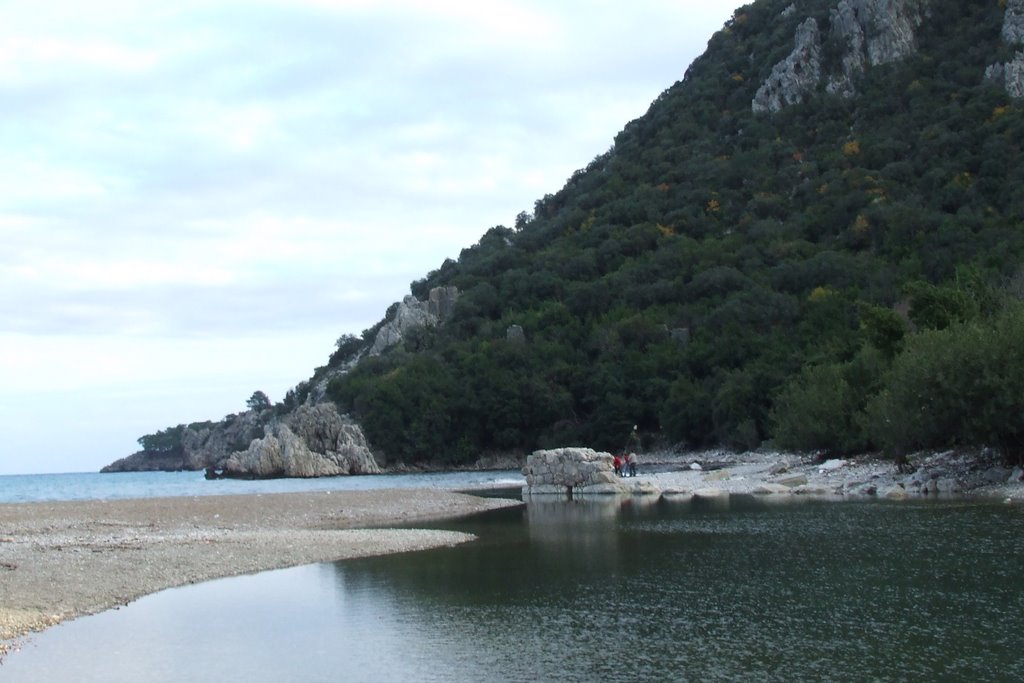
[0,488,522,648]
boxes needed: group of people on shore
[613,452,638,477]
[613,426,641,477]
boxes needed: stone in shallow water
[753,483,792,495]
[772,473,809,488]
[884,486,909,500]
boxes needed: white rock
[693,487,729,500]
[753,483,792,495]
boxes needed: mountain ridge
[106,0,1024,475]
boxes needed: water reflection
[5,498,1024,682]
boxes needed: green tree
[246,391,272,412]
[867,304,1024,464]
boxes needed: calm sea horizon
[0,469,526,504]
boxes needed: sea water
[0,470,526,504]
[4,496,1023,682]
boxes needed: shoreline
[629,448,1024,501]
[5,448,1020,656]
[0,488,522,652]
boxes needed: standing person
[626,426,641,477]
[613,454,623,476]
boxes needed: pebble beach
[0,488,522,652]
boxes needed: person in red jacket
[613,454,623,476]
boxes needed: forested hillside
[319,0,1024,466]
[133,0,1024,470]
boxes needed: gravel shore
[0,488,521,650]
[636,449,1024,500]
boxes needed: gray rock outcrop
[369,286,459,356]
[1005,0,1024,45]
[180,411,264,469]
[522,448,626,496]
[753,19,824,113]
[223,404,380,478]
[753,0,931,112]
[987,0,1024,98]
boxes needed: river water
[4,494,1022,681]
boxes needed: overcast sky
[1,0,740,476]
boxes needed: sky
[1,0,740,475]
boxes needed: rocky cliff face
[752,18,824,113]
[302,285,460,406]
[986,0,1024,99]
[180,412,264,470]
[104,404,379,478]
[1005,0,1024,44]
[368,286,458,356]
[105,286,459,478]
[753,0,931,113]
[223,404,380,478]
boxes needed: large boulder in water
[522,447,629,497]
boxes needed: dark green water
[4,496,1023,682]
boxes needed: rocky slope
[103,403,378,478]
[103,286,459,477]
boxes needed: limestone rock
[826,1,869,97]
[220,404,379,478]
[884,486,909,500]
[753,483,793,495]
[224,424,317,478]
[369,286,459,356]
[181,411,263,469]
[522,448,627,496]
[850,0,928,67]
[1006,52,1024,99]
[792,484,835,496]
[627,481,662,497]
[427,286,459,319]
[1005,0,1024,45]
[772,473,809,488]
[506,324,526,343]
[224,406,379,479]
[755,0,931,111]
[100,450,190,473]
[985,0,1024,97]
[752,18,823,113]
[693,487,729,500]
[101,411,264,473]
[705,469,731,482]
[983,467,1012,485]
[844,482,878,496]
